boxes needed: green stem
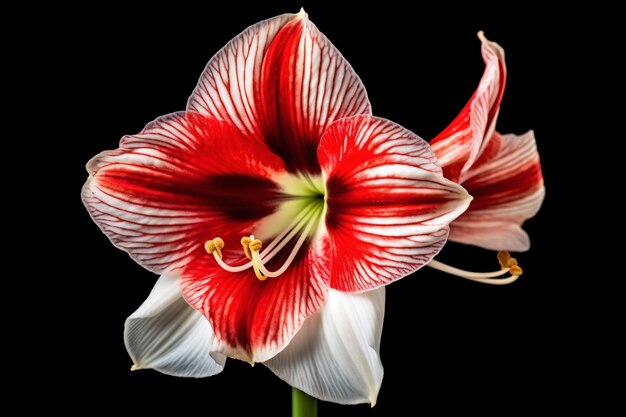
[292,387,318,417]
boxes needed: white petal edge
[125,273,226,377]
[264,288,385,406]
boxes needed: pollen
[241,236,252,260]
[249,239,263,252]
[497,250,511,269]
[205,238,224,259]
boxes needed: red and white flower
[82,10,470,404]
[430,32,544,253]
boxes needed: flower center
[204,174,325,281]
[428,251,523,285]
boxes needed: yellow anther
[205,240,216,254]
[241,236,252,260]
[497,251,511,269]
[497,250,522,276]
[249,239,263,252]
[205,238,224,259]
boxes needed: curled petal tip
[296,7,308,20]
[130,364,140,371]
[477,30,486,41]
[459,184,474,205]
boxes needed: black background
[41,0,602,414]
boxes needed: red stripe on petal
[319,115,471,292]
[186,11,370,175]
[449,131,545,251]
[186,12,298,143]
[260,14,371,174]
[82,112,286,274]
[431,33,506,182]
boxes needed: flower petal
[264,288,385,405]
[448,131,544,251]
[430,32,506,182]
[187,10,371,173]
[181,233,331,364]
[318,115,472,292]
[186,12,297,141]
[82,112,286,274]
[125,273,226,377]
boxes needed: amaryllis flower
[430,32,545,254]
[82,10,471,405]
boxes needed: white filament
[211,201,321,278]
[428,259,520,285]
[251,209,318,278]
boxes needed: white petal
[125,273,226,377]
[264,288,385,405]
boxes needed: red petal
[187,11,371,174]
[430,33,506,182]
[181,233,331,363]
[82,112,286,274]
[449,131,545,251]
[318,115,471,292]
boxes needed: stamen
[241,237,252,260]
[204,238,224,259]
[428,250,523,285]
[257,202,318,261]
[248,238,267,281]
[250,212,317,278]
[206,239,252,273]
[204,201,322,281]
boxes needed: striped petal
[319,115,471,292]
[82,112,286,274]
[125,273,226,377]
[186,12,296,141]
[430,32,506,183]
[187,10,371,174]
[448,131,544,251]
[265,288,385,405]
[180,231,331,364]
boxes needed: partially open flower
[426,32,544,285]
[431,32,545,252]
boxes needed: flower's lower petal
[181,233,331,364]
[125,273,226,377]
[430,32,506,182]
[450,131,544,251]
[82,112,285,274]
[264,288,385,405]
[319,115,471,292]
